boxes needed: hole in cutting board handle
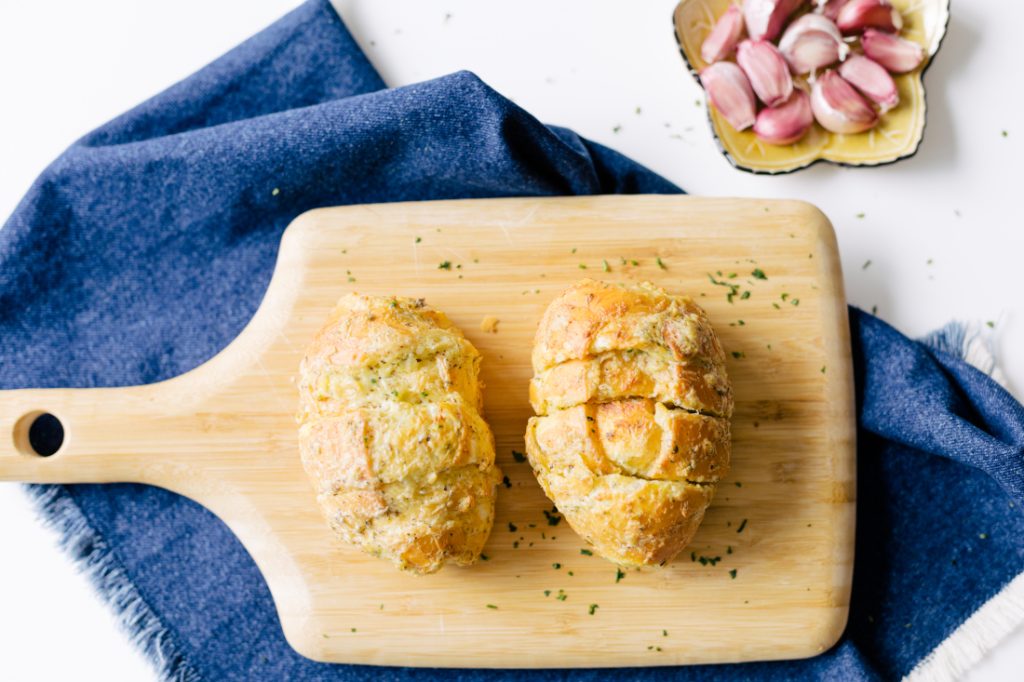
[13,412,65,457]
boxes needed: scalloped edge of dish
[672,0,951,175]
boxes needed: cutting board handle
[0,378,219,485]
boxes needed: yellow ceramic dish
[673,0,949,174]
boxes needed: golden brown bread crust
[530,351,732,417]
[297,294,500,574]
[531,278,729,374]
[526,280,732,566]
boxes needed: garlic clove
[835,0,903,34]
[753,89,814,144]
[778,14,849,74]
[810,70,879,133]
[861,29,925,73]
[736,39,794,107]
[815,0,850,21]
[701,62,758,131]
[701,4,746,64]
[839,54,899,111]
[742,0,805,42]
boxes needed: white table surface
[1,1,1021,679]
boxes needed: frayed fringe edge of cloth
[19,318,1016,682]
[907,320,1019,682]
[922,319,1009,389]
[22,484,202,682]
[905,572,1024,682]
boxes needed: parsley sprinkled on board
[351,628,357,632]
[737,518,748,533]
[615,568,626,583]
[729,569,738,579]
[735,481,742,487]
[579,263,587,269]
[552,563,562,570]
[543,508,563,526]
[731,351,745,359]
[508,522,517,532]
[708,273,744,303]
[511,450,527,463]
[556,590,568,601]
[438,261,452,270]
[697,555,722,566]
[480,554,489,561]
[589,604,599,615]
[544,590,551,597]
[663,630,668,637]
[987,321,996,328]
[821,365,827,374]
[580,549,593,556]
[862,260,872,270]
[1002,130,1008,138]
[415,236,422,243]
[602,259,611,272]
[751,268,767,280]
[502,476,512,489]
[612,125,622,134]
[656,257,667,270]
[486,604,498,610]
[856,212,865,219]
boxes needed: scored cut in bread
[297,293,501,574]
[525,279,733,566]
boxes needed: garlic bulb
[702,4,746,64]
[778,13,848,74]
[736,39,794,107]
[810,69,879,133]
[701,61,758,131]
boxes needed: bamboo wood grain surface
[0,195,855,667]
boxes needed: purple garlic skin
[778,13,848,74]
[742,0,806,42]
[754,89,814,144]
[816,0,850,21]
[736,39,794,107]
[839,54,899,111]
[835,0,903,34]
[861,29,925,73]
[701,61,758,131]
[702,4,746,64]
[810,69,879,133]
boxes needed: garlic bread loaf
[525,279,733,566]
[297,294,501,574]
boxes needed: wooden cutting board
[0,196,855,668]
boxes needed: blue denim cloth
[3,2,1023,680]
